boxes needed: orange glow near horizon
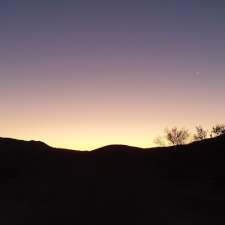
[1,90,224,151]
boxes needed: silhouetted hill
[0,135,225,225]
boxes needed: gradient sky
[0,1,225,150]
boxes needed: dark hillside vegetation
[0,135,225,225]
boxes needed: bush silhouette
[153,136,166,147]
[165,127,190,145]
[193,125,208,141]
[154,123,225,147]
[211,124,225,137]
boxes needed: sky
[0,0,225,150]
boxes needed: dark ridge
[0,137,50,147]
[94,144,144,152]
[0,134,225,225]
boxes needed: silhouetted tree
[211,124,225,137]
[165,127,190,145]
[193,125,208,141]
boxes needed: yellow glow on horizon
[1,118,223,151]
[0,126,156,151]
[1,81,224,151]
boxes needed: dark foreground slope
[0,135,225,225]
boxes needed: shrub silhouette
[211,124,225,137]
[153,136,166,147]
[193,125,208,141]
[154,123,225,147]
[165,127,190,145]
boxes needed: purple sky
[0,1,225,149]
